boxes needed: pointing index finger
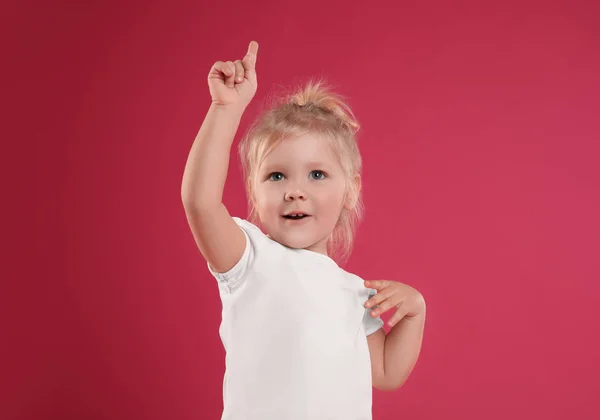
[245,40,258,66]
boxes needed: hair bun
[287,79,361,135]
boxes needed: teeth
[285,213,306,219]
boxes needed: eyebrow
[261,161,330,172]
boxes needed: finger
[212,61,228,77]
[245,40,258,68]
[364,280,391,291]
[218,61,232,76]
[364,288,393,309]
[369,303,387,318]
[242,40,258,83]
[212,61,234,86]
[388,304,409,327]
[233,60,245,83]
[225,61,235,87]
[369,295,399,317]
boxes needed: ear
[344,174,361,210]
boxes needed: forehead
[260,133,339,170]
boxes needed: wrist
[210,101,246,115]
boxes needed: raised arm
[181,41,259,273]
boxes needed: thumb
[242,40,259,83]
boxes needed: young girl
[182,41,426,420]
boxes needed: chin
[275,233,316,250]
[280,237,313,250]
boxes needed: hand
[208,40,259,109]
[364,280,426,327]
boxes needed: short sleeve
[206,217,258,293]
[363,288,384,336]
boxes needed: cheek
[255,189,280,214]
[317,188,346,215]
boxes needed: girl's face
[253,133,350,256]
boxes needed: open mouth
[283,214,310,220]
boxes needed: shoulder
[232,216,289,260]
[339,269,375,295]
[232,216,262,233]
[232,217,270,244]
[338,268,363,284]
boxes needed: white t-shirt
[207,217,384,420]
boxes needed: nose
[285,189,306,201]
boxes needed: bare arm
[180,104,248,273]
[181,103,244,206]
[382,311,426,390]
[367,312,425,391]
[180,41,259,273]
[365,280,426,391]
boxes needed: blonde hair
[238,77,364,266]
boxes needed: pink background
[4,0,599,419]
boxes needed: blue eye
[268,172,284,181]
[310,170,326,180]
[267,171,327,181]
